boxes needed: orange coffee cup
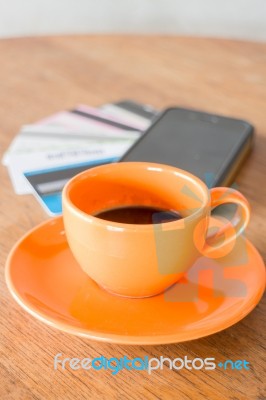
[62,162,250,298]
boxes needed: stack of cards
[2,100,158,216]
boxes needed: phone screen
[120,108,253,187]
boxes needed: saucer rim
[5,216,266,345]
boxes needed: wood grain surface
[0,36,265,400]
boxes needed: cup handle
[202,187,250,257]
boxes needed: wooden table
[0,36,265,400]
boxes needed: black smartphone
[120,107,254,188]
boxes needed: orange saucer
[5,217,265,345]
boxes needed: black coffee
[95,206,183,224]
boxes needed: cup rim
[62,162,210,231]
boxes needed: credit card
[4,100,159,215]
[9,137,134,194]
[24,157,119,216]
[4,106,141,194]
[3,106,141,166]
[100,100,158,130]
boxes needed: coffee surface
[95,205,183,224]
